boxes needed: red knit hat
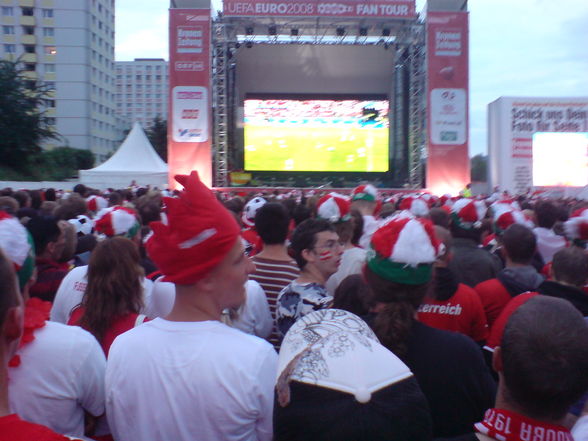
[399,196,429,217]
[450,198,486,230]
[146,171,241,285]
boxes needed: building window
[45,99,56,108]
[24,45,35,54]
[24,63,35,72]
[1,7,14,16]
[23,26,35,35]
[42,9,54,18]
[42,28,55,37]
[2,26,14,35]
[44,46,57,55]
[45,64,55,73]
[46,117,56,126]
[21,7,34,16]
[4,44,16,54]
[136,75,141,81]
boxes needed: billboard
[532,133,588,187]
[223,0,416,18]
[168,8,212,188]
[426,10,470,195]
[488,97,588,193]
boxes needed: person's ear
[301,248,315,265]
[492,346,503,373]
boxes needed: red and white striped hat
[399,196,429,217]
[317,193,351,223]
[86,195,108,212]
[351,184,378,202]
[450,198,486,230]
[493,209,534,235]
[94,206,140,239]
[241,197,267,228]
[564,208,588,244]
[367,216,443,285]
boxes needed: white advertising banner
[171,86,208,143]
[487,97,588,194]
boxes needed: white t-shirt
[9,321,106,437]
[232,280,273,339]
[326,247,367,295]
[106,318,278,441]
[533,227,566,264]
[50,265,154,323]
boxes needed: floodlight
[291,28,299,36]
[336,27,345,37]
[246,26,254,35]
[269,26,277,35]
[382,28,391,37]
[359,27,368,37]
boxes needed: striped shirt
[250,256,300,349]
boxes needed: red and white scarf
[475,408,573,441]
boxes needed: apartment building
[115,58,168,131]
[0,0,118,161]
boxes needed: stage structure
[169,0,470,193]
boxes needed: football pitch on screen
[244,124,389,172]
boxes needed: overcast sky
[116,0,588,157]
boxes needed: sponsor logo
[175,61,204,72]
[176,91,203,99]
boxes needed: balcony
[19,16,35,26]
[21,52,36,62]
[19,0,34,7]
[21,34,35,45]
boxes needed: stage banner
[426,11,469,195]
[168,8,212,189]
[488,97,588,194]
[223,0,415,18]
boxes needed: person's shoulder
[414,321,479,351]
[474,278,501,291]
[0,414,80,441]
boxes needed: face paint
[318,250,333,261]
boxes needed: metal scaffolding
[210,15,427,187]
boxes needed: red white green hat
[450,198,486,230]
[399,196,429,217]
[86,195,108,212]
[351,184,378,202]
[0,211,35,289]
[367,215,443,285]
[564,209,588,245]
[241,196,267,228]
[94,206,140,239]
[146,171,241,285]
[491,203,534,235]
[317,192,351,223]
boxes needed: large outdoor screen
[532,132,588,187]
[244,97,389,172]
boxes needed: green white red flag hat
[86,195,108,212]
[399,196,429,217]
[367,215,443,285]
[316,192,351,223]
[351,184,378,202]
[94,206,140,239]
[450,198,486,230]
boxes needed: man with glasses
[276,218,343,337]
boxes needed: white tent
[79,122,168,189]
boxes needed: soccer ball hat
[94,206,141,239]
[242,197,267,228]
[68,214,94,236]
[450,198,486,230]
[351,184,378,202]
[0,211,35,289]
[86,195,108,212]
[398,196,429,217]
[367,215,443,285]
[316,193,351,223]
[277,309,413,405]
[146,171,241,285]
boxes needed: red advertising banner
[426,11,470,195]
[168,8,212,189]
[223,0,416,18]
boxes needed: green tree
[145,115,168,162]
[0,59,59,170]
[470,154,488,182]
[40,147,95,180]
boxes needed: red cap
[146,171,240,285]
